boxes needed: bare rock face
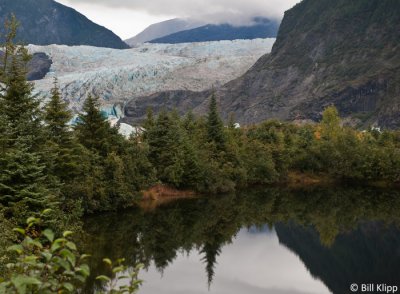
[27,53,52,81]
[126,0,400,128]
[0,51,52,81]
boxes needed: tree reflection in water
[81,187,400,293]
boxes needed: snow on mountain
[29,38,275,118]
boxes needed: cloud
[63,0,301,25]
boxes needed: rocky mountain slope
[0,0,129,49]
[0,50,52,81]
[127,0,400,128]
[125,18,205,47]
[149,18,279,44]
[27,53,53,81]
[30,39,275,115]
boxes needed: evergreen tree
[0,15,43,147]
[122,137,155,192]
[183,110,197,136]
[0,108,8,157]
[0,140,48,207]
[44,78,82,184]
[44,78,72,144]
[146,111,186,187]
[104,151,129,208]
[0,16,57,222]
[75,94,114,155]
[206,94,226,151]
[143,107,155,131]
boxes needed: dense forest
[1,16,400,293]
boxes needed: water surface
[82,187,400,294]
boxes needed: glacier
[28,39,275,137]
[29,39,275,115]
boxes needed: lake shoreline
[138,172,400,206]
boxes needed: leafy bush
[0,211,143,294]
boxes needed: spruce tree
[183,110,196,134]
[0,16,43,146]
[207,94,226,151]
[143,107,155,131]
[75,94,113,155]
[0,108,8,156]
[122,137,155,192]
[44,78,72,144]
[44,79,82,184]
[0,16,57,222]
[146,111,185,187]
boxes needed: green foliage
[72,94,155,212]
[146,111,185,187]
[0,16,59,225]
[75,94,115,155]
[44,79,72,145]
[145,110,201,189]
[0,212,143,294]
[96,259,143,294]
[0,211,90,294]
[321,106,341,140]
[0,140,54,212]
[0,16,42,144]
[206,94,226,152]
[142,105,400,193]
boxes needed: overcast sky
[57,0,301,40]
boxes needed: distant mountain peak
[125,18,206,47]
[0,0,129,49]
[148,17,279,44]
[125,17,279,47]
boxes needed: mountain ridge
[125,18,206,47]
[148,18,279,44]
[0,0,129,49]
[124,0,400,128]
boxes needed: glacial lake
[82,187,400,294]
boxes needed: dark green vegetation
[0,0,129,49]
[0,18,152,278]
[149,17,279,44]
[125,0,400,128]
[143,103,400,193]
[82,187,400,292]
[0,210,142,293]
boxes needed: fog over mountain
[62,0,300,37]
[125,19,206,46]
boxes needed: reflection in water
[138,228,330,294]
[81,187,400,293]
[276,222,400,294]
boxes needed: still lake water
[82,187,400,294]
